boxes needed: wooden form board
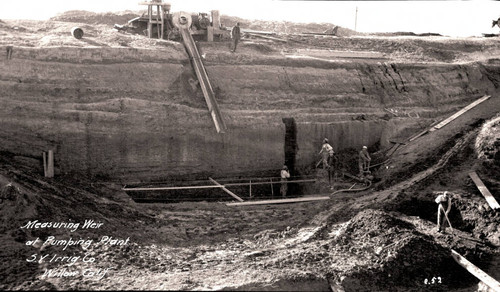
[468,171,500,210]
[451,249,500,291]
[226,196,330,206]
[122,179,316,192]
[430,95,490,131]
[247,33,288,42]
[180,27,226,133]
[209,177,244,202]
[122,185,223,191]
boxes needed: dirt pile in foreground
[329,209,473,291]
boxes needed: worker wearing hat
[435,191,452,233]
[280,165,290,197]
[358,146,371,176]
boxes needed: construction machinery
[115,1,228,41]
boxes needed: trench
[124,118,401,202]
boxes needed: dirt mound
[329,209,474,291]
[475,114,500,167]
[50,10,140,26]
[373,32,443,37]
[221,15,360,36]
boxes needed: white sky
[0,1,499,37]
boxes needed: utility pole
[355,6,358,32]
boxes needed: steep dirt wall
[0,45,498,181]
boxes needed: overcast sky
[1,1,499,37]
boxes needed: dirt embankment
[1,35,499,182]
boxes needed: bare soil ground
[0,11,499,291]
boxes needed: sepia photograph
[0,0,499,291]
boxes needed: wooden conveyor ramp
[173,12,227,133]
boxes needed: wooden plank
[180,27,226,133]
[407,119,441,142]
[408,129,429,142]
[225,179,316,187]
[389,140,407,145]
[226,196,330,206]
[122,179,315,192]
[247,33,288,42]
[241,29,275,35]
[430,95,490,131]
[385,144,400,157]
[468,171,500,209]
[451,249,500,291]
[209,177,244,202]
[122,185,223,191]
[301,32,337,36]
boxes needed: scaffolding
[139,1,171,39]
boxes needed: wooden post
[47,150,54,178]
[43,152,47,177]
[207,26,214,42]
[211,10,220,29]
[156,5,160,39]
[148,5,153,38]
[270,178,274,198]
[159,5,164,39]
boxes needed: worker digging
[435,191,453,233]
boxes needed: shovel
[439,204,455,234]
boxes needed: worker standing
[435,192,452,233]
[231,22,241,52]
[280,165,290,197]
[358,146,371,176]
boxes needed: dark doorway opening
[282,117,297,175]
[283,117,301,196]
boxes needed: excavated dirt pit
[1,14,500,291]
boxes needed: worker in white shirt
[280,165,290,197]
[435,191,452,233]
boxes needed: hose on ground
[330,180,372,196]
